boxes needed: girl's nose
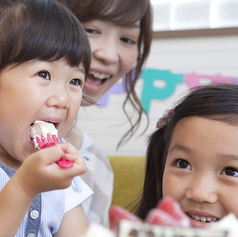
[185,174,218,204]
[93,38,119,65]
[46,88,69,109]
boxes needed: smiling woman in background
[62,0,153,226]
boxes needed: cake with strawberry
[82,197,238,237]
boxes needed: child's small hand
[13,143,87,198]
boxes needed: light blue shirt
[0,161,93,236]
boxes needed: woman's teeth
[188,213,217,222]
[89,70,111,80]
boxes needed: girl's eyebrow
[169,144,193,154]
[74,67,85,75]
[217,153,238,161]
[169,145,238,161]
[78,68,85,74]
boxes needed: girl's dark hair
[134,83,238,219]
[0,0,91,78]
[62,0,153,148]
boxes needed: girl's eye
[221,167,238,177]
[84,28,99,35]
[70,79,83,87]
[174,159,191,170]
[36,70,50,80]
[121,37,136,45]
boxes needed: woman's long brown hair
[63,0,153,148]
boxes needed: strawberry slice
[109,205,142,232]
[154,196,190,227]
[146,208,180,226]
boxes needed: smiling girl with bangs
[0,0,93,236]
[135,83,238,228]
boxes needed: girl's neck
[64,126,83,150]
[0,149,21,170]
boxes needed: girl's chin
[190,218,214,228]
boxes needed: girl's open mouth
[187,212,218,223]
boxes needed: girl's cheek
[162,170,180,198]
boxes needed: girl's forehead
[169,116,238,157]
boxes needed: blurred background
[151,0,238,31]
[78,0,238,156]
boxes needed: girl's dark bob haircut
[0,0,91,78]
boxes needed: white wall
[151,0,238,31]
[77,33,238,156]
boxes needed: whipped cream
[83,224,115,237]
[30,120,58,149]
[209,213,238,237]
